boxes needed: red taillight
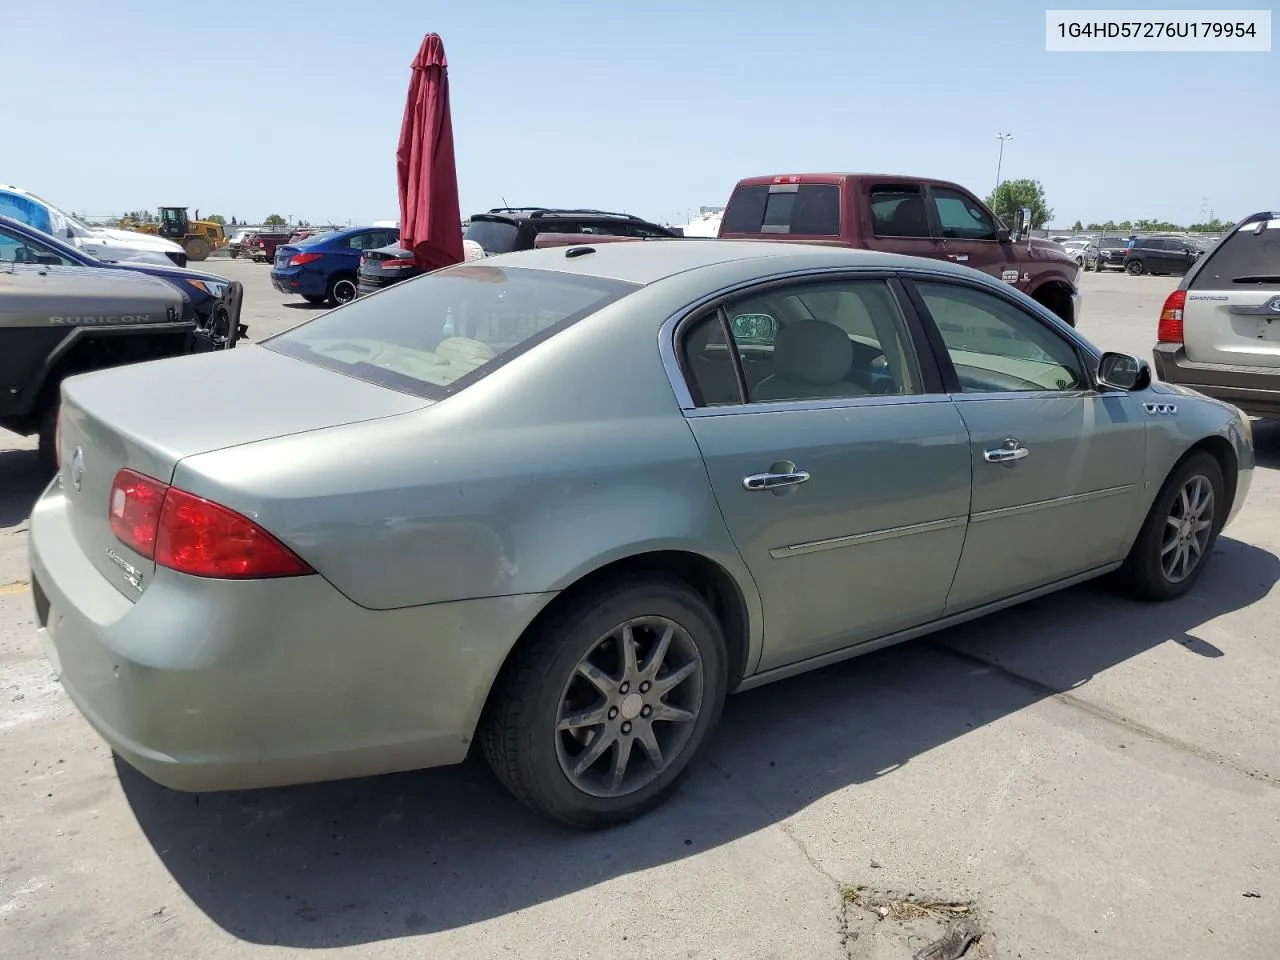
[289,252,322,266]
[380,258,416,269]
[1158,289,1186,343]
[108,469,312,579]
[109,469,169,558]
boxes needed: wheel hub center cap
[619,693,644,721]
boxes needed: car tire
[36,399,59,477]
[302,294,326,305]
[1115,451,1225,601]
[1126,259,1144,276]
[326,275,357,306]
[229,250,239,259]
[480,575,729,829]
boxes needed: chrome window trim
[658,264,1104,417]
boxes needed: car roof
[731,173,970,190]
[482,238,989,286]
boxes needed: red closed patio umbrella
[397,34,464,272]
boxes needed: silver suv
[1153,212,1280,418]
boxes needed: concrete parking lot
[1,262,1277,959]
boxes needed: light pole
[994,132,1014,199]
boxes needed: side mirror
[730,313,778,342]
[1008,207,1033,242]
[65,227,75,239]
[1096,352,1151,392]
[996,226,1011,243]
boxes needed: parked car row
[0,213,244,472]
[1083,235,1207,276]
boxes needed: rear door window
[263,264,639,399]
[1190,223,1280,290]
[721,184,840,236]
[869,186,932,239]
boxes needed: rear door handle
[983,438,1029,463]
[743,469,811,492]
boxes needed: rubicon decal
[49,320,152,330]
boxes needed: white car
[1059,238,1091,266]
[0,183,188,267]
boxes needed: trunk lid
[57,345,431,599]
[1182,218,1280,367]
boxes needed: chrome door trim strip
[970,483,1136,524]
[770,515,968,560]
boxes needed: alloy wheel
[1161,474,1214,583]
[555,616,704,798]
[332,278,357,303]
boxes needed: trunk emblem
[105,548,145,591]
[1267,297,1280,313]
[69,446,85,492]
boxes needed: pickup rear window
[721,184,840,236]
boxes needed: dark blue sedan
[270,226,401,306]
[0,214,245,345]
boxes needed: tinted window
[680,279,922,405]
[465,219,519,254]
[916,281,1085,393]
[931,188,997,241]
[1190,223,1280,290]
[0,192,53,235]
[264,264,638,399]
[572,221,632,237]
[720,184,840,236]
[628,223,675,238]
[870,187,931,238]
[1098,238,1126,249]
[0,225,73,264]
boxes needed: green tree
[1071,220,1083,232]
[1188,217,1231,233]
[986,179,1054,229]
[263,213,286,226]
[205,214,226,226]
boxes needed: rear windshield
[1098,238,1126,248]
[465,219,520,254]
[1190,223,1280,290]
[721,184,841,236]
[262,264,638,399]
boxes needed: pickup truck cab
[719,174,1082,326]
[0,183,188,268]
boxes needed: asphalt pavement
[1,260,1277,960]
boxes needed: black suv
[1082,236,1131,272]
[463,208,679,255]
[1116,235,1203,276]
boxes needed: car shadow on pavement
[283,301,330,310]
[0,446,47,528]
[117,534,1279,949]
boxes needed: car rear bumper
[270,268,325,297]
[1152,343,1280,419]
[28,478,553,792]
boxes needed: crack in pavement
[927,641,1278,788]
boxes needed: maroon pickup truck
[718,173,1082,326]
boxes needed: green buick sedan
[29,240,1254,828]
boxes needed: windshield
[263,264,639,399]
[1098,238,1126,248]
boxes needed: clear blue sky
[5,0,1276,228]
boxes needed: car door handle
[983,439,1029,463]
[743,469,811,491]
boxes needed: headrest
[772,320,852,385]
